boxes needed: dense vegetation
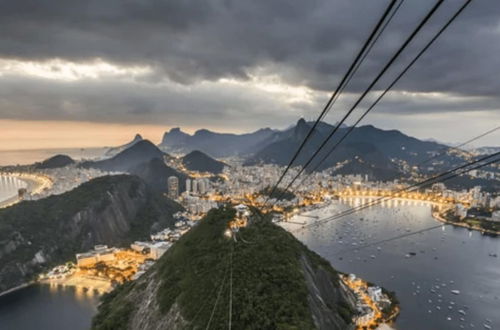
[93,206,354,329]
[259,186,296,201]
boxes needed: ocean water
[0,284,100,330]
[0,147,108,166]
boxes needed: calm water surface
[0,284,99,330]
[0,147,108,166]
[283,198,500,330]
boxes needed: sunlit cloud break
[0,58,151,81]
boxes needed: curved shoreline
[0,282,33,297]
[432,212,499,235]
[0,173,52,209]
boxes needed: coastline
[432,212,500,235]
[0,173,52,209]
[39,275,112,294]
[0,282,33,297]
[0,276,112,299]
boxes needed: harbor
[281,198,500,330]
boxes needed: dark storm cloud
[1,0,498,91]
[0,0,499,130]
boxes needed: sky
[0,0,499,150]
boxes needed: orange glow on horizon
[0,119,253,151]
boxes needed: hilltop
[82,140,166,172]
[105,134,144,157]
[92,207,358,330]
[181,150,226,174]
[35,154,75,169]
[0,175,182,293]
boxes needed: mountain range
[159,127,275,157]
[159,119,467,181]
[82,140,226,192]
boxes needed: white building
[367,286,383,302]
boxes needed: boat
[451,290,460,295]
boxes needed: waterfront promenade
[0,172,52,208]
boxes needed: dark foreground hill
[35,154,75,169]
[0,175,182,293]
[92,207,357,330]
[181,150,226,174]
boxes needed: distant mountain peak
[105,133,144,157]
[161,127,191,146]
[293,118,310,140]
[182,150,225,174]
[35,154,75,169]
[85,139,166,172]
[194,128,213,136]
[168,127,185,134]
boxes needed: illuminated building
[168,176,179,199]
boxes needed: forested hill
[92,207,358,330]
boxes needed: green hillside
[92,207,356,330]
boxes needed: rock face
[300,255,357,329]
[0,175,182,293]
[92,207,357,330]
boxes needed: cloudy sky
[0,0,499,150]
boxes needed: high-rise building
[185,179,191,194]
[192,179,198,195]
[198,179,206,195]
[168,176,179,199]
